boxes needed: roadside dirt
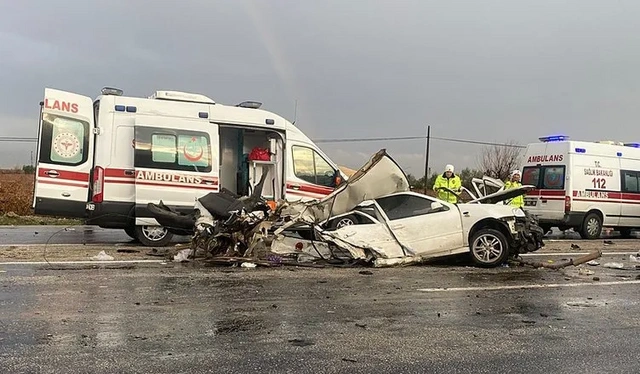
[0,244,166,262]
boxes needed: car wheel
[469,228,510,267]
[330,215,358,229]
[579,213,602,240]
[124,226,139,241]
[134,225,173,247]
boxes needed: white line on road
[417,280,640,293]
[520,251,636,257]
[0,260,165,265]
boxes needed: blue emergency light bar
[575,148,586,153]
[624,143,640,148]
[539,135,569,142]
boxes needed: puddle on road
[214,315,265,335]
[463,269,548,283]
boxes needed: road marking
[417,280,640,293]
[521,251,636,257]
[0,260,165,265]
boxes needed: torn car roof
[281,149,410,224]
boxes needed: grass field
[0,172,81,225]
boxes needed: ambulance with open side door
[521,134,640,239]
[33,87,345,246]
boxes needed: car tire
[134,225,173,247]
[329,214,358,230]
[469,228,510,268]
[124,226,139,241]
[579,213,602,240]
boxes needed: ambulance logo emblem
[183,136,204,162]
[53,132,81,159]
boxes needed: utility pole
[424,125,431,194]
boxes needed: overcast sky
[2,0,640,176]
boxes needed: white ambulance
[33,87,345,246]
[521,135,640,239]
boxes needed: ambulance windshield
[523,165,565,190]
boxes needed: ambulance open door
[33,88,96,218]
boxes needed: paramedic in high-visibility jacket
[504,170,524,208]
[433,164,462,203]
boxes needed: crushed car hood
[280,149,410,224]
[469,185,534,204]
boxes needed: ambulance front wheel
[579,212,602,240]
[135,225,174,247]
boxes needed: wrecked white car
[277,150,544,267]
[317,189,544,267]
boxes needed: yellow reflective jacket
[504,180,524,208]
[433,174,462,203]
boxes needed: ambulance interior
[218,127,284,200]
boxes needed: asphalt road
[1,255,640,373]
[0,225,630,246]
[0,226,189,245]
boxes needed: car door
[374,193,465,256]
[286,141,341,201]
[33,88,96,218]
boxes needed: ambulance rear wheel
[124,226,138,241]
[580,213,602,240]
[135,225,173,247]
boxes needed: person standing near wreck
[504,170,524,209]
[433,164,462,203]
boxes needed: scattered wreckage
[148,150,545,268]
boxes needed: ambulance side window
[135,126,212,172]
[522,167,540,186]
[292,146,336,187]
[541,166,565,190]
[151,134,177,163]
[38,113,89,166]
[622,171,640,193]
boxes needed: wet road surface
[1,257,640,373]
[0,225,631,246]
[0,226,189,245]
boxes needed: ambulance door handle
[46,170,59,178]
[62,192,71,197]
[541,200,548,203]
[124,169,135,176]
[290,184,301,190]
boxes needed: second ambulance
[522,135,640,239]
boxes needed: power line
[314,135,526,148]
[0,134,526,149]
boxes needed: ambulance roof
[526,135,640,159]
[98,89,295,131]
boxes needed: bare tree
[478,140,523,181]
